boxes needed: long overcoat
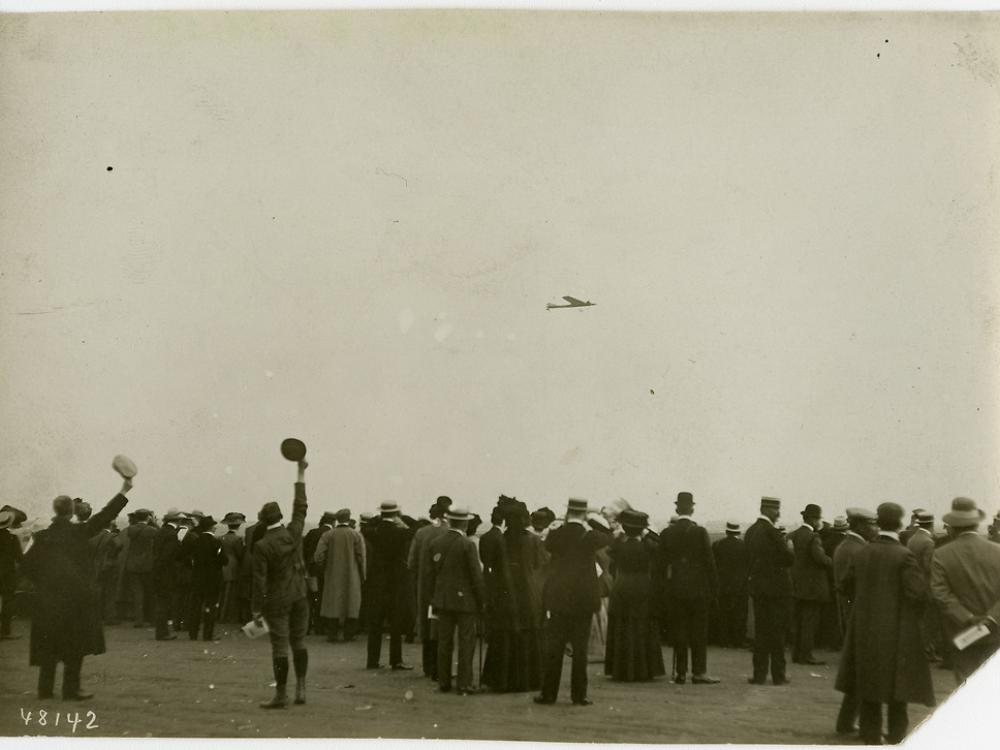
[315,524,366,619]
[22,494,128,665]
[835,536,935,706]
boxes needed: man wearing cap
[315,508,366,643]
[906,511,941,662]
[187,515,225,641]
[745,496,794,685]
[713,522,749,649]
[152,509,185,640]
[426,506,487,695]
[534,497,612,706]
[831,507,875,736]
[408,497,452,678]
[365,501,415,670]
[0,509,23,639]
[303,511,335,635]
[252,458,311,708]
[835,502,934,745]
[899,509,925,547]
[218,512,246,624]
[788,504,832,666]
[657,492,720,684]
[21,474,133,700]
[931,497,1000,682]
[123,509,157,628]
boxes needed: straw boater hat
[567,498,589,514]
[725,521,741,535]
[943,497,985,528]
[445,506,472,521]
[831,516,848,532]
[915,511,934,527]
[380,501,401,518]
[761,496,781,510]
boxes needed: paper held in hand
[242,618,270,639]
[952,622,991,651]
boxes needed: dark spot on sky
[106,166,113,172]
[885,39,889,44]
[876,53,880,59]
[650,389,655,395]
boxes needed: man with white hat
[365,501,415,671]
[0,509,23,639]
[426,505,486,695]
[931,497,1000,682]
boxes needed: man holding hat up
[745,496,794,685]
[835,502,933,745]
[426,505,487,695]
[252,457,311,708]
[931,497,1000,682]
[535,498,611,706]
[788,503,832,665]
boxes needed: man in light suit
[534,497,611,705]
[426,506,486,695]
[788,503,832,665]
[930,497,1000,682]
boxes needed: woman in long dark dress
[481,501,546,692]
[604,509,666,682]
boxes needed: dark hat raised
[280,438,307,462]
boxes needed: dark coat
[426,528,486,614]
[251,483,308,615]
[362,517,414,629]
[303,524,331,578]
[22,494,128,665]
[712,535,749,595]
[124,522,157,573]
[658,518,718,600]
[906,529,935,581]
[0,528,23,590]
[190,530,225,591]
[219,530,244,583]
[608,535,659,620]
[835,536,934,706]
[789,524,832,602]
[490,529,545,631]
[833,533,867,602]
[745,517,793,599]
[151,523,182,589]
[542,521,610,616]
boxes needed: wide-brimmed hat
[445,506,472,521]
[587,512,611,532]
[222,511,246,525]
[258,501,282,525]
[725,521,741,534]
[619,509,648,530]
[943,497,985,528]
[832,516,849,532]
[0,511,13,530]
[0,505,27,528]
[380,501,401,517]
[801,504,822,519]
[760,496,781,510]
[567,498,589,514]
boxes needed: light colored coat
[930,531,1000,634]
[315,524,366,620]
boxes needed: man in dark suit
[365,501,415,671]
[152,509,185,640]
[21,476,132,700]
[658,492,719,684]
[0,509,24,639]
[713,522,749,648]
[534,497,611,706]
[907,511,940,663]
[832,507,875,736]
[931,497,1000,682]
[745,496,794,686]
[252,458,310,708]
[123,509,157,628]
[479,500,508,632]
[789,503,832,665]
[426,506,487,694]
[188,515,225,641]
[303,511,334,635]
[408,498,451,678]
[218,512,245,624]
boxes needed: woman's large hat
[280,438,307,462]
[943,497,985,528]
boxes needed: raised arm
[83,477,132,537]
[288,460,308,541]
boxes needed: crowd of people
[2,458,1000,745]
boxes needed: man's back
[251,483,308,614]
[543,522,606,616]
[906,529,935,579]
[713,535,748,593]
[745,518,793,598]
[833,534,866,594]
[790,524,831,601]
[659,518,717,599]
[125,522,157,573]
[931,532,1000,634]
[427,529,485,613]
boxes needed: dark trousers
[126,571,153,626]
[670,597,709,676]
[0,584,14,636]
[717,592,748,647]
[836,692,860,734]
[325,617,359,641]
[154,584,176,638]
[37,655,84,699]
[308,576,323,634]
[859,700,908,744]
[188,583,220,640]
[792,599,822,661]
[540,613,591,703]
[366,594,403,668]
[437,610,477,691]
[751,595,790,682]
[419,613,439,678]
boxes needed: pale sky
[1,11,998,530]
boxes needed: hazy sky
[1,11,998,530]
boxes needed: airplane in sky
[546,296,596,310]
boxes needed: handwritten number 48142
[20,708,99,732]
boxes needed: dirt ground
[0,618,955,743]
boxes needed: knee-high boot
[260,656,289,709]
[292,649,308,705]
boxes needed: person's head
[466,513,482,537]
[566,498,589,522]
[335,508,351,525]
[725,521,741,537]
[943,497,985,535]
[445,506,471,533]
[490,506,504,527]
[52,495,75,519]
[915,511,934,531]
[587,512,611,535]
[618,509,647,538]
[531,507,555,532]
[910,508,926,526]
[222,511,245,529]
[73,498,92,522]
[831,516,849,534]
[801,503,822,529]
[258,501,283,526]
[675,492,695,517]
[846,507,877,539]
[760,496,781,523]
[318,512,336,527]
[197,515,217,532]
[876,502,905,532]
[379,501,401,521]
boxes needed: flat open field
[0,618,955,744]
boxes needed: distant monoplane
[546,296,596,310]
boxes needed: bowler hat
[676,491,694,507]
[619,509,648,529]
[197,515,217,530]
[446,506,472,521]
[567,498,589,514]
[876,502,905,529]
[280,438,307,462]
[258,501,282,525]
[943,497,985,528]
[801,504,822,519]
[760,496,781,510]
[380,501,401,517]
[832,516,849,532]
[725,521,741,534]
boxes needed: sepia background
[1,11,998,529]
